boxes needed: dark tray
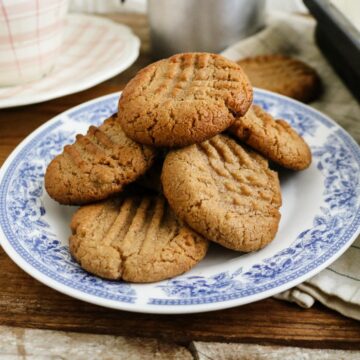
[303,0,360,100]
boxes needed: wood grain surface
[0,246,359,349]
[0,13,359,350]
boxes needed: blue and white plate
[0,89,359,314]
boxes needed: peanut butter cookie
[45,114,156,205]
[237,55,321,102]
[162,135,282,252]
[119,52,253,147]
[229,105,312,170]
[70,194,208,283]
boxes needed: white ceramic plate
[0,89,359,314]
[0,14,139,109]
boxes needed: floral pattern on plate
[0,89,359,313]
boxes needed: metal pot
[148,0,266,58]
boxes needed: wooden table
[0,13,359,356]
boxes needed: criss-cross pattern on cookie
[119,53,253,147]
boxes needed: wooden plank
[0,325,192,359]
[192,342,360,360]
[0,248,359,349]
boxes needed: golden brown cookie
[45,114,156,205]
[237,55,321,102]
[161,135,282,252]
[229,105,312,170]
[118,52,253,147]
[69,194,208,283]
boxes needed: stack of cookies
[45,53,312,283]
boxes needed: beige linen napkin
[222,12,360,321]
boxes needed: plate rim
[0,89,359,314]
[0,14,140,109]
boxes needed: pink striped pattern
[0,14,139,107]
[0,0,23,78]
[0,48,61,69]
[0,20,63,44]
[0,0,68,85]
[0,0,62,18]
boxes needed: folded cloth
[222,12,360,321]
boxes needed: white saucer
[0,14,140,108]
